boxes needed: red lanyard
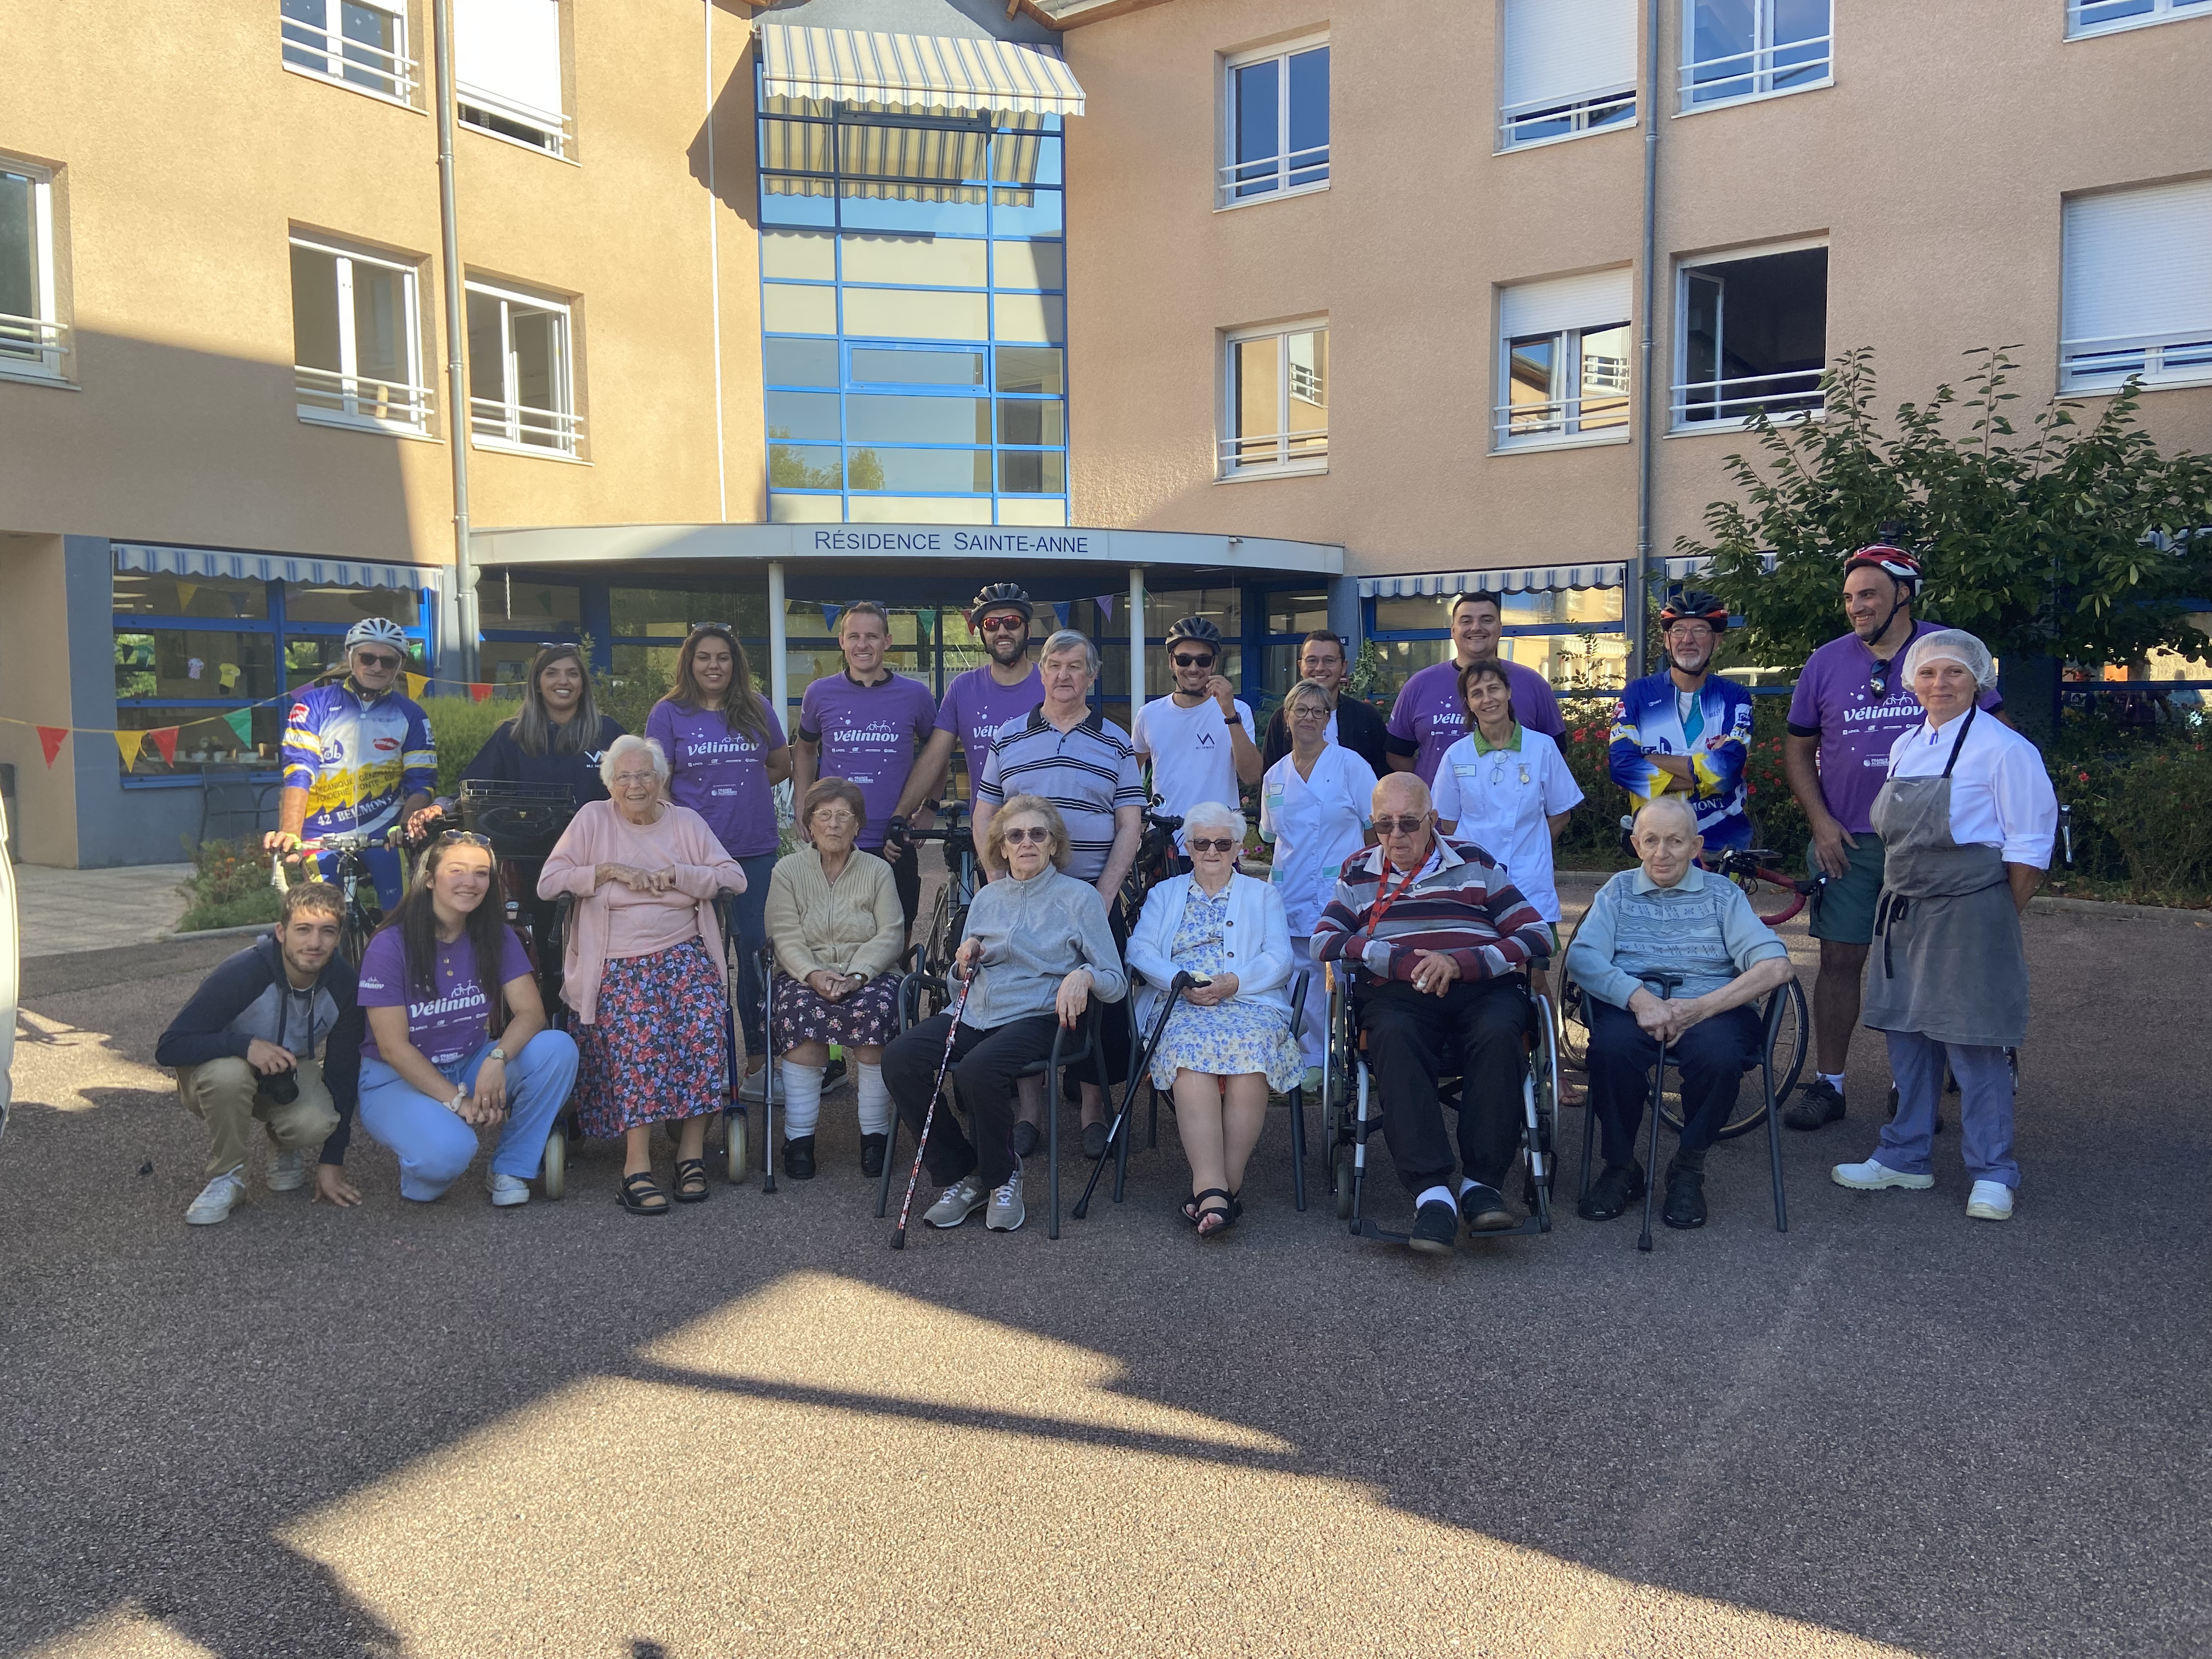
[1365,857,1425,932]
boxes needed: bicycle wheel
[340,907,374,969]
[1657,974,1809,1139]
[922,882,953,975]
[1730,867,1805,928]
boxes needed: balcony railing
[1217,142,1329,205]
[2070,0,2212,37]
[279,18,417,103]
[296,365,435,432]
[1498,84,1636,150]
[456,82,573,157]
[1671,368,1825,426]
[1681,33,1832,105]
[0,312,71,380]
[1218,428,1328,473]
[2061,331,2212,390]
[1495,391,1632,445]
[471,396,584,455]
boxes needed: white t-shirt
[1430,727,1584,922]
[1132,695,1257,837]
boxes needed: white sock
[1457,1175,1480,1198]
[856,1061,891,1135]
[1416,1183,1455,1211]
[778,1060,824,1138]
[1819,1071,1846,1094]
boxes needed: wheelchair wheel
[725,1107,750,1183]
[541,1126,566,1200]
[1556,978,1590,1076]
[1531,992,1561,1194]
[1333,1146,1355,1219]
[1658,975,1809,1139]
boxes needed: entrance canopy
[758,24,1086,119]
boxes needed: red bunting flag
[36,725,68,766]
[469,682,493,703]
[149,726,180,764]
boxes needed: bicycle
[1118,805,1186,921]
[897,800,978,983]
[1708,844,1825,928]
[268,832,395,966]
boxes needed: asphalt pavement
[2,887,2208,1658]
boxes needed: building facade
[3,0,2209,864]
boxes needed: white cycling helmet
[344,617,410,654]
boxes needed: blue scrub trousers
[358,1029,578,1200]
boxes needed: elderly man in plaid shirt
[1312,771,1554,1253]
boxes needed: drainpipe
[704,0,728,523]
[432,0,477,681]
[1628,0,1664,680]
[1127,566,1146,716]
[768,561,790,731]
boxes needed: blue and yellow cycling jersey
[281,680,437,840]
[1607,670,1754,849]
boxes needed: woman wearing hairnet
[1831,630,2057,1221]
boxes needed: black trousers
[1587,998,1761,1165]
[1063,896,1129,1095]
[884,1012,1059,1189]
[870,845,922,938]
[1360,976,1529,1193]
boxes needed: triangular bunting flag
[149,726,180,765]
[469,682,493,704]
[37,725,68,766]
[223,709,253,748]
[1052,602,1071,629]
[918,608,937,631]
[115,730,146,771]
[175,580,199,612]
[1096,594,1115,623]
[821,604,840,631]
[405,672,430,700]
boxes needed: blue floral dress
[1150,884,1304,1091]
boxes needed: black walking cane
[1638,970,1686,1253]
[1071,972,1198,1221]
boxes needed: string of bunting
[815,593,1121,634]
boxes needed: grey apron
[1859,708,2029,1048]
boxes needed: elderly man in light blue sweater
[1566,797,1795,1231]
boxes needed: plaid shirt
[1311,836,1553,983]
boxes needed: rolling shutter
[1502,0,1638,116]
[1501,268,1635,340]
[2062,178,2212,353]
[454,0,564,128]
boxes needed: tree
[1683,348,2212,736]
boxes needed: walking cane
[890,975,974,1250]
[1072,972,1197,1221]
[1638,971,1686,1254]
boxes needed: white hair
[599,732,670,791]
[1182,799,1244,839]
[1038,628,1098,675]
[1901,627,1999,691]
[1633,795,1700,837]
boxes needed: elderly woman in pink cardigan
[539,733,745,1215]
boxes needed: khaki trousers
[176,1056,340,1179]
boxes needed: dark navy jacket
[460,715,627,805]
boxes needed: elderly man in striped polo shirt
[1313,771,1554,1253]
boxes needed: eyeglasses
[810,808,857,827]
[353,651,402,670]
[1172,653,1215,669]
[1002,826,1053,845]
[1374,815,1430,836]
[1187,837,1238,854]
[611,770,659,787]
[979,616,1027,634]
[1289,703,1331,719]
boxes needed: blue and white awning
[760,24,1085,118]
[1356,557,1720,599]
[114,542,444,593]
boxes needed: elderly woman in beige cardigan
[764,778,907,1180]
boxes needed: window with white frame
[1221,321,1328,476]
[1497,270,1633,446]
[280,0,415,104]
[1499,0,1638,150]
[0,158,66,383]
[467,279,580,455]
[1683,0,1831,108]
[1220,35,1328,206]
[2068,0,2212,39]
[290,235,432,432]
[454,0,569,156]
[1673,244,1826,428]
[2061,179,2212,392]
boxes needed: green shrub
[420,693,513,798]
[2046,717,2212,905]
[174,837,284,933]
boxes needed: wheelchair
[1319,960,1562,1245]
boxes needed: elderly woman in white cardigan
[1126,799,1300,1235]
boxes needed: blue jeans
[317,845,405,911]
[358,1030,578,1200]
[731,851,778,1057]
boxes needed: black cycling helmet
[968,582,1034,629]
[1658,590,1730,631]
[1164,616,1224,650]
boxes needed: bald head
[1631,794,1703,888]
[1374,773,1431,819]
[1633,795,1699,837]
[1373,773,1435,871]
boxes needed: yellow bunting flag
[115,730,146,771]
[176,580,199,612]
[405,672,430,700]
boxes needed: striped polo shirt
[978,707,1146,883]
[1312,836,1553,983]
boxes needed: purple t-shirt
[799,670,939,849]
[357,924,532,1069]
[646,699,787,859]
[936,665,1043,803]
[1387,659,1566,784]
[1787,622,2005,836]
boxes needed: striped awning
[114,541,444,594]
[1357,557,1728,599]
[759,24,1086,119]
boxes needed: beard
[990,634,1028,666]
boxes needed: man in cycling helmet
[266,617,436,909]
[892,583,1043,824]
[1607,590,1754,852]
[1130,616,1261,858]
[1781,541,2004,1131]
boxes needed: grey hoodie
[958,867,1127,1029]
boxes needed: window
[2068,0,2212,39]
[280,0,415,104]
[2062,179,2212,392]
[1499,0,1638,150]
[0,157,65,383]
[290,235,432,433]
[1497,269,1633,446]
[1221,321,1328,477]
[1682,0,1831,108]
[454,0,569,156]
[467,279,580,455]
[1220,36,1329,206]
[1673,245,1826,428]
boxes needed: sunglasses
[1003,825,1053,845]
[1374,815,1430,836]
[979,616,1027,634]
[435,830,493,848]
[1187,837,1238,854]
[353,651,403,670]
[1869,659,1892,697]
[1172,653,1216,669]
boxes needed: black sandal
[620,1170,670,1215]
[673,1158,709,1204]
[1184,1187,1234,1234]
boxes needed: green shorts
[1807,832,1886,945]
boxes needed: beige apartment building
[3,0,2209,865]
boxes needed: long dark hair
[512,643,603,758]
[665,624,770,744]
[380,837,511,1037]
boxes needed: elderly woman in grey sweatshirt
[882,793,1128,1235]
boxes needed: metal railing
[1290,359,1324,405]
[1217,142,1329,204]
[2061,331,2212,388]
[279,16,417,103]
[471,395,584,455]
[456,82,573,157]
[1498,84,1636,149]
[1495,390,1632,444]
[0,312,70,379]
[2070,0,2209,35]
[296,365,435,431]
[1217,427,1328,472]
[1670,367,1825,426]
[1680,33,1832,104]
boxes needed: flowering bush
[2046,718,2212,904]
[174,836,283,933]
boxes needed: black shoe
[1783,1077,1846,1131]
[1408,1198,1460,1255]
[1458,1182,1515,1232]
[781,1135,816,1180]
[1577,1160,1646,1222]
[1081,1121,1110,1161]
[1662,1150,1707,1230]
[1011,1120,1040,1159]
[859,1133,887,1177]
[823,1056,848,1087]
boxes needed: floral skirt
[1150,1000,1304,1092]
[770,970,900,1053]
[573,936,730,1137]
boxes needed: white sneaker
[485,1171,532,1207]
[185,1169,247,1225]
[738,1066,771,1103]
[985,1169,1026,1232]
[1831,1157,1934,1192]
[924,1172,989,1229]
[1966,1179,2015,1221]
[265,1149,309,1192]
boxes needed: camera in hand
[264,1065,300,1105]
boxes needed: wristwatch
[488,1045,507,1063]
[1223,713,1240,726]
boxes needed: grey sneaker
[265,1149,309,1192]
[985,1169,1025,1232]
[738,1066,771,1103]
[485,1171,532,1207]
[185,1168,247,1226]
[924,1172,989,1229]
